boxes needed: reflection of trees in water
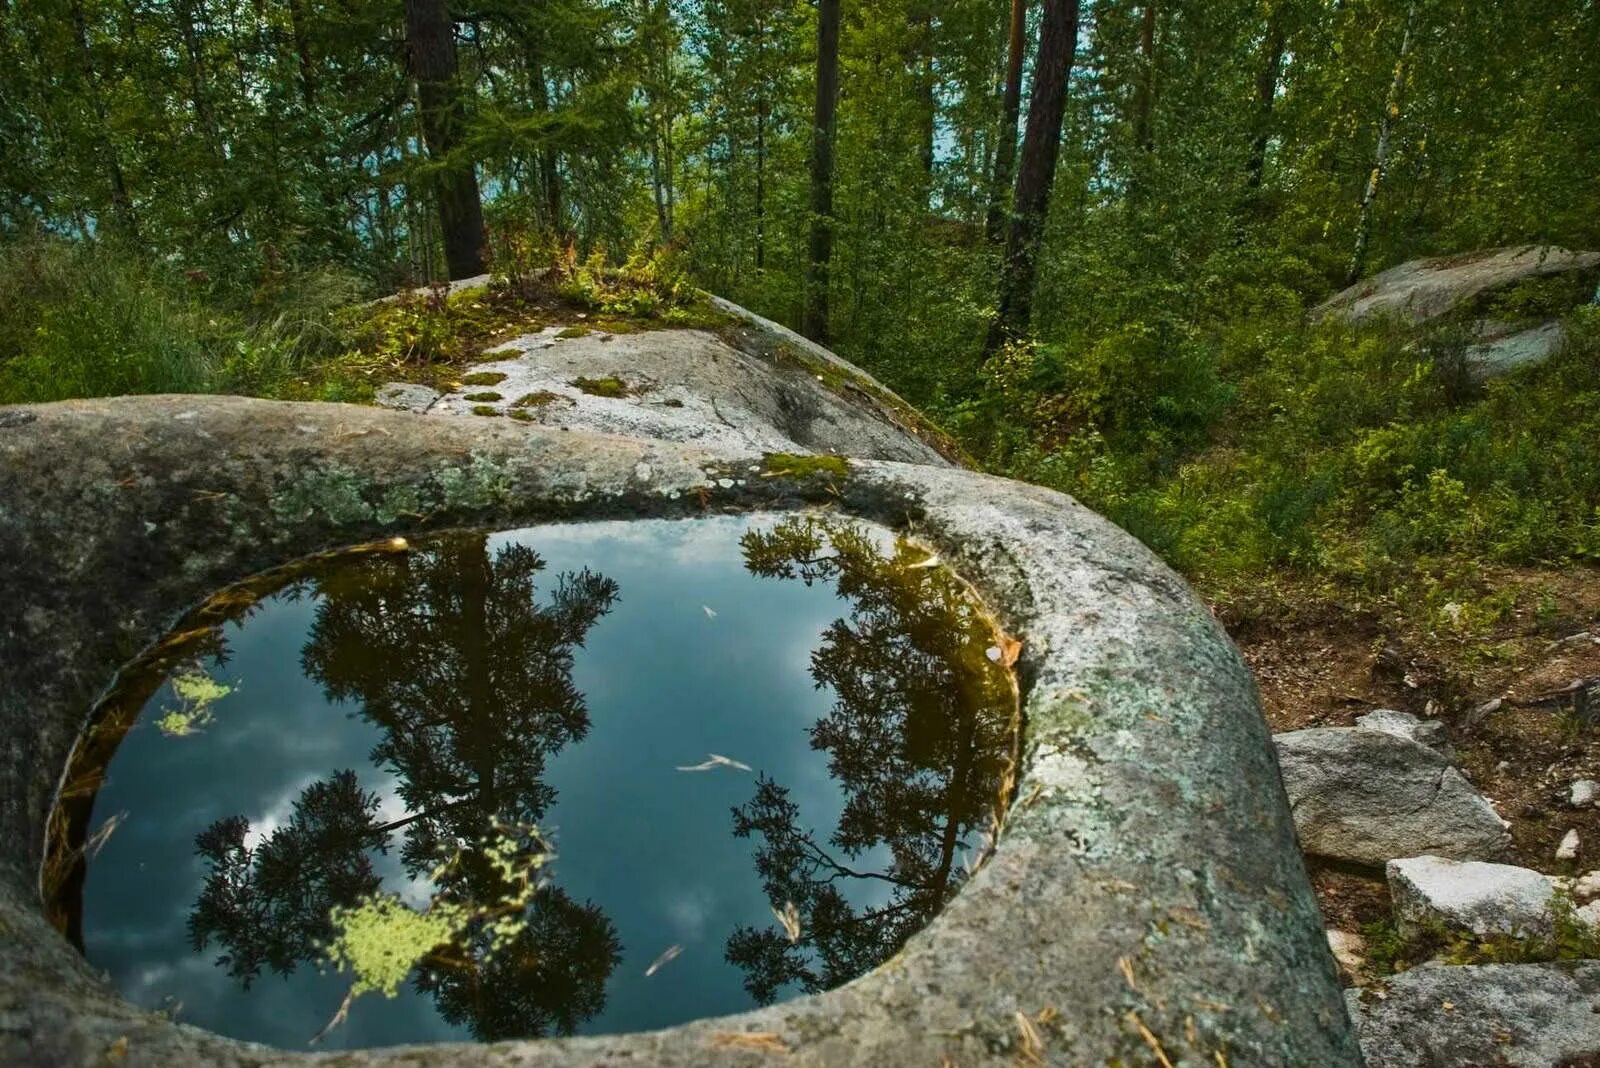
[727,518,1016,1004]
[187,533,622,1040]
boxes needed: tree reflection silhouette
[188,533,622,1040]
[727,518,1016,1004]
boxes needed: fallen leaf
[905,553,941,570]
[308,985,355,1045]
[1015,1010,1044,1064]
[708,1031,789,1053]
[773,901,802,943]
[644,944,683,977]
[1126,1011,1175,1068]
[675,753,753,773]
[702,605,718,619]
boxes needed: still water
[52,514,1017,1050]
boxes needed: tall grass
[0,239,364,403]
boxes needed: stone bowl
[0,397,1358,1066]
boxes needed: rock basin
[0,330,1357,1065]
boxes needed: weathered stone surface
[1465,318,1567,379]
[0,396,1359,1066]
[1275,727,1511,866]
[1574,779,1599,808]
[1315,245,1600,325]
[1387,855,1561,937]
[1325,930,1366,986]
[1354,707,1450,754]
[1352,962,1600,1067]
[374,381,442,413]
[409,322,950,466]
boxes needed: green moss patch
[761,452,851,480]
[508,409,536,423]
[463,391,503,402]
[571,375,631,399]
[471,405,502,417]
[512,390,566,408]
[459,371,508,387]
[556,326,591,339]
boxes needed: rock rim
[0,396,1358,1065]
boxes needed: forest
[2,0,1599,628]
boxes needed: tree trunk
[802,0,841,343]
[1132,1,1157,153]
[987,0,1079,354]
[68,0,136,238]
[528,61,563,234]
[916,7,937,181]
[984,0,1027,245]
[1347,1,1415,286]
[1244,2,1288,191]
[755,97,767,271]
[405,0,486,280]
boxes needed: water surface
[52,514,1017,1050]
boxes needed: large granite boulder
[1275,727,1511,866]
[375,296,957,467]
[1315,245,1600,325]
[1352,962,1600,1067]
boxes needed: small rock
[1572,870,1600,903]
[1386,856,1562,938]
[375,382,442,413]
[1571,779,1598,808]
[1326,929,1366,986]
[1274,728,1511,866]
[1557,829,1581,861]
[1355,708,1451,755]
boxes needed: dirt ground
[1223,564,1600,933]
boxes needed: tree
[405,0,487,279]
[802,0,841,343]
[726,517,1016,1003]
[987,0,1080,353]
[188,534,623,1040]
[984,0,1028,245]
[1346,0,1416,285]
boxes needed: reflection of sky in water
[82,515,897,1050]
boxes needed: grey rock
[1560,828,1582,861]
[0,396,1359,1066]
[1326,929,1366,986]
[0,408,37,428]
[1275,727,1511,866]
[426,321,953,466]
[1464,318,1567,379]
[1573,779,1599,808]
[1352,962,1600,1067]
[374,381,442,413]
[1355,708,1450,755]
[1316,245,1600,325]
[1387,855,1561,937]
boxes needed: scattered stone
[1465,696,1504,728]
[1572,871,1600,903]
[1351,962,1600,1067]
[373,382,442,413]
[1326,929,1366,986]
[1315,245,1600,325]
[1557,828,1581,861]
[1464,319,1567,379]
[1274,727,1511,866]
[1355,708,1451,755]
[1572,780,1598,808]
[1386,856,1561,938]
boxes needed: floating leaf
[643,943,682,977]
[675,753,752,773]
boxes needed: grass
[0,236,718,407]
[963,297,1600,636]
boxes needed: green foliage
[154,671,235,738]
[553,244,700,320]
[0,238,361,403]
[1363,888,1600,978]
